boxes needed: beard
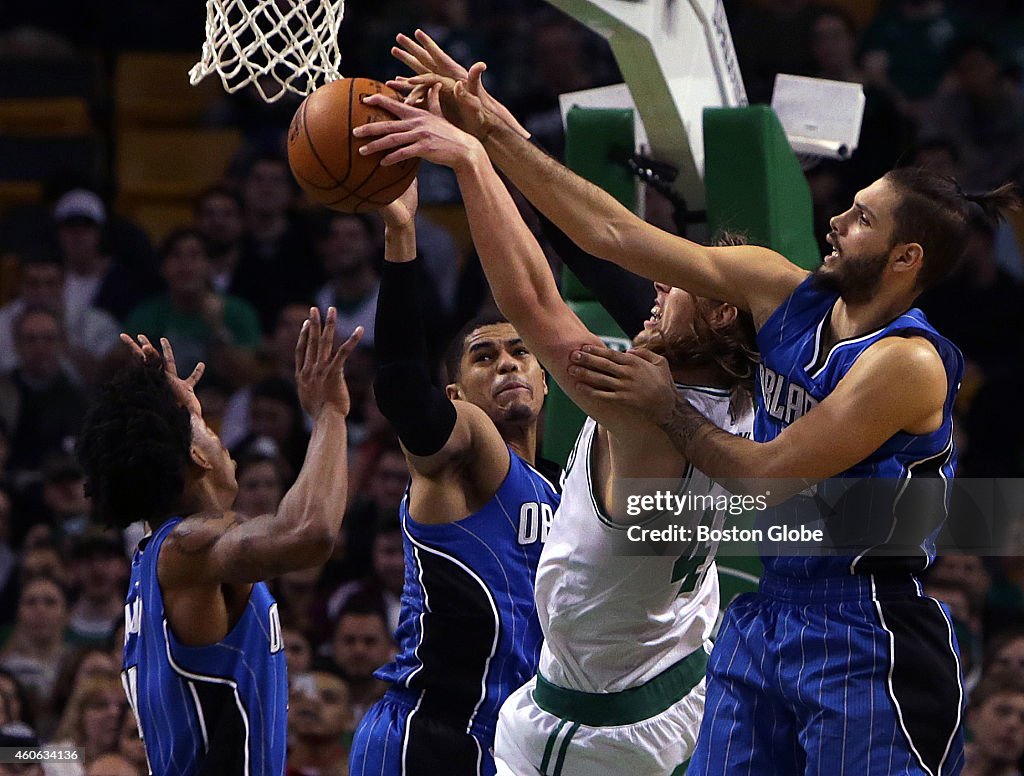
[811,248,889,305]
[632,324,701,366]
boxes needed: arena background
[0,0,1022,773]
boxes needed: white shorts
[494,655,706,776]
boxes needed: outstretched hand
[294,306,364,419]
[568,345,678,427]
[120,333,204,416]
[389,29,530,140]
[354,84,485,172]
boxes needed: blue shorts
[350,687,497,776]
[689,572,965,776]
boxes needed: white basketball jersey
[535,386,753,693]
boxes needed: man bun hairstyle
[884,167,1021,292]
[77,361,193,528]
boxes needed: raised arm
[355,90,655,434]
[568,336,949,497]
[371,181,510,480]
[156,309,363,585]
[390,30,651,333]
[398,68,807,326]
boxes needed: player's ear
[711,303,738,329]
[892,241,923,275]
[189,445,214,471]
[540,369,548,396]
[445,383,463,401]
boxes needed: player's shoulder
[157,511,242,584]
[854,335,948,396]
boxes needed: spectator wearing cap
[38,454,90,545]
[54,189,143,323]
[0,256,120,386]
[124,227,262,390]
[66,531,127,645]
[4,306,86,481]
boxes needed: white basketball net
[189,0,345,103]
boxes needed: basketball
[286,77,420,213]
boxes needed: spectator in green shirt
[125,228,262,388]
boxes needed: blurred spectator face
[992,637,1024,674]
[0,762,43,776]
[289,671,352,740]
[43,472,90,523]
[13,309,63,381]
[16,577,67,645]
[19,263,63,311]
[372,530,405,596]
[370,451,409,512]
[924,582,971,625]
[243,159,293,215]
[57,221,103,274]
[332,613,393,681]
[20,546,66,586]
[969,689,1024,765]
[319,215,374,277]
[72,651,119,692]
[161,234,211,299]
[930,556,990,606]
[810,13,856,77]
[74,551,127,603]
[272,304,310,367]
[118,714,146,773]
[234,459,285,517]
[85,754,137,776]
[81,687,126,751]
[195,191,244,253]
[282,626,312,675]
[250,396,295,446]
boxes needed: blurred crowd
[0,1,1022,775]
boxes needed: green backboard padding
[703,106,819,270]
[541,300,630,466]
[562,106,637,301]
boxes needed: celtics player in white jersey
[352,32,759,774]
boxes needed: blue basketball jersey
[122,518,288,776]
[375,450,560,744]
[754,276,964,579]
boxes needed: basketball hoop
[189,0,345,103]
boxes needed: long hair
[650,231,759,418]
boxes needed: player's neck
[829,294,913,343]
[182,480,233,515]
[499,422,537,466]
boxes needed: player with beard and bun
[420,87,1017,774]
[353,75,758,774]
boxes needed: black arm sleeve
[528,139,652,336]
[539,213,653,336]
[373,259,457,457]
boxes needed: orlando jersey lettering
[376,449,560,741]
[754,276,964,578]
[122,518,288,776]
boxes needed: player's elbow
[286,524,337,567]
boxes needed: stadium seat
[0,97,92,134]
[115,52,224,128]
[116,128,242,205]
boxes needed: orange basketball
[287,77,420,213]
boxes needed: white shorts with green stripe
[494,649,707,776]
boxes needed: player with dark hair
[354,48,761,773]
[371,54,1023,774]
[77,308,362,776]
[348,180,561,776]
